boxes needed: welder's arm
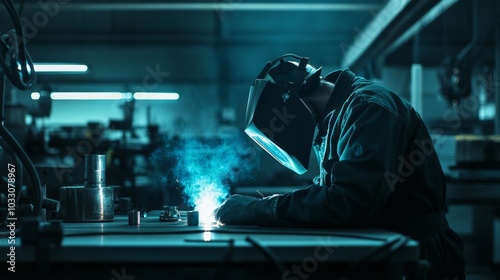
[273,103,409,227]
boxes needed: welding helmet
[244,54,322,174]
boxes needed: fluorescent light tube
[34,63,88,73]
[133,92,179,100]
[31,92,40,100]
[50,92,124,100]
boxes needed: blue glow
[151,135,258,223]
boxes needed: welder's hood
[244,79,317,175]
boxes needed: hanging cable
[245,235,286,277]
[337,234,410,279]
[0,0,40,217]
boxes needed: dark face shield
[244,79,317,174]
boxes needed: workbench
[0,213,422,280]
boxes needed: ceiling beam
[26,33,354,45]
[17,2,381,12]
[341,0,441,70]
[383,0,458,58]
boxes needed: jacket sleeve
[273,101,409,227]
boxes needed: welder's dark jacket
[269,69,465,279]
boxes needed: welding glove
[213,194,279,226]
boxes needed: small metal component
[256,190,264,198]
[128,210,140,226]
[187,211,199,226]
[159,206,181,222]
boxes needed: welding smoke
[151,133,258,223]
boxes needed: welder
[214,54,466,279]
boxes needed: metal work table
[0,214,421,280]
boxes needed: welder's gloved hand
[213,194,279,226]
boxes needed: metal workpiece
[187,211,199,226]
[159,206,181,222]
[84,154,106,188]
[59,186,114,222]
[128,209,141,226]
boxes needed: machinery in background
[0,0,53,228]
[434,57,500,180]
[24,89,52,156]
[29,121,170,214]
[433,23,500,180]
[0,91,170,223]
[431,5,500,270]
[437,55,472,106]
[433,134,500,181]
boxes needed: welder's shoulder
[349,79,412,126]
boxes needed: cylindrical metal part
[84,154,106,188]
[59,186,114,222]
[187,211,199,226]
[128,210,140,226]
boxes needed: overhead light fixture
[34,63,88,73]
[50,92,124,100]
[31,92,40,100]
[133,92,179,100]
[31,91,180,100]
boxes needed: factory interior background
[1,0,500,279]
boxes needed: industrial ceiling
[0,0,496,92]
